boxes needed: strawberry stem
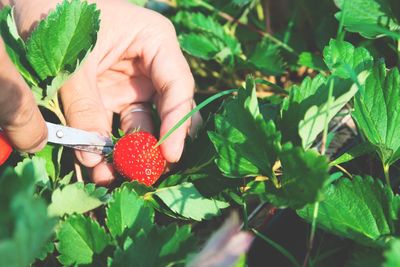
[155,89,238,147]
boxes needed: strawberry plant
[2,0,400,266]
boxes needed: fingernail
[78,151,103,167]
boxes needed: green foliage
[106,187,154,238]
[248,39,285,75]
[154,182,229,221]
[48,183,108,217]
[263,144,330,209]
[15,157,49,188]
[0,165,56,267]
[335,0,400,38]
[56,214,111,266]
[298,176,399,246]
[34,144,63,182]
[323,39,373,78]
[111,224,194,267]
[0,6,39,86]
[26,0,99,80]
[298,52,328,72]
[280,74,362,148]
[175,11,241,64]
[353,61,400,166]
[383,238,400,267]
[209,77,281,178]
[0,0,100,106]
[3,0,400,265]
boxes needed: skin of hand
[6,0,198,185]
[0,38,47,153]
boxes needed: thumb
[60,66,111,167]
[0,40,47,152]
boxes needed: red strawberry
[0,132,12,166]
[112,131,166,186]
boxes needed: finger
[90,163,115,186]
[60,65,111,168]
[120,102,154,134]
[135,19,195,162]
[0,39,47,152]
[189,103,203,138]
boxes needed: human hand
[10,0,197,184]
[0,38,47,153]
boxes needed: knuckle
[0,91,35,129]
[22,127,48,153]
[65,97,103,120]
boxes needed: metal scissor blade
[46,122,114,155]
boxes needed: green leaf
[111,224,194,267]
[280,73,363,148]
[35,143,63,181]
[154,182,229,221]
[26,0,100,81]
[56,214,111,266]
[174,12,241,62]
[48,183,108,217]
[334,0,400,38]
[0,164,56,267]
[383,238,400,267]
[106,187,154,238]
[179,33,220,60]
[330,142,375,166]
[323,39,373,79]
[352,61,400,166]
[15,157,49,188]
[298,52,328,72]
[298,176,397,246]
[263,145,330,209]
[248,38,285,76]
[299,72,368,148]
[209,77,281,178]
[0,6,39,86]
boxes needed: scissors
[46,122,114,155]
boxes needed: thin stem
[336,0,347,40]
[320,78,334,156]
[49,96,66,125]
[252,229,301,267]
[242,201,249,229]
[383,163,390,185]
[397,40,400,68]
[156,89,237,147]
[332,164,352,179]
[302,202,320,267]
[303,76,334,267]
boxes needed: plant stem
[303,75,334,267]
[156,89,237,147]
[397,40,400,68]
[332,164,352,179]
[336,0,347,40]
[383,163,390,185]
[302,202,319,267]
[242,201,249,230]
[252,229,301,267]
[49,96,66,125]
[320,78,334,155]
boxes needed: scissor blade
[46,122,114,155]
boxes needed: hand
[0,38,47,153]
[10,0,197,184]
